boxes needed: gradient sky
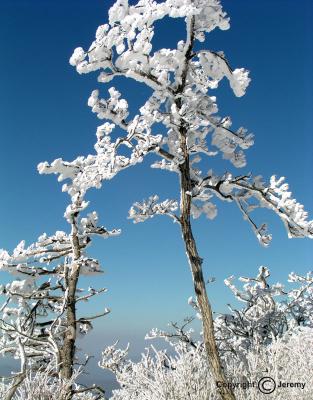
[0,0,313,391]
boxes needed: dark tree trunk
[179,134,235,400]
[59,216,81,399]
[59,268,79,381]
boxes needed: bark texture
[59,213,81,393]
[179,154,236,400]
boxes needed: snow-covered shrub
[0,365,104,400]
[101,341,216,400]
[102,327,313,400]
[215,266,313,360]
[0,381,8,399]
[100,267,313,400]
[227,327,313,400]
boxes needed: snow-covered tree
[0,135,126,399]
[70,1,313,399]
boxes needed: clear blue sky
[0,0,313,390]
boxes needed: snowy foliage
[100,328,313,400]
[226,327,313,400]
[103,341,216,400]
[70,0,313,245]
[214,266,313,362]
[0,364,103,400]
[99,268,313,400]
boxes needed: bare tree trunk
[60,269,79,380]
[179,135,235,400]
[59,214,81,389]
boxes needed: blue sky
[0,0,313,389]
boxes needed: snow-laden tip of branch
[38,158,82,182]
[128,195,179,223]
[194,171,313,245]
[69,0,230,72]
[230,68,251,97]
[145,318,196,349]
[81,211,121,238]
[98,341,129,373]
[0,231,72,274]
[88,87,129,127]
[198,51,250,97]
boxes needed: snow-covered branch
[128,195,179,223]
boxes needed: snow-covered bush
[228,327,313,400]
[100,327,312,400]
[0,382,8,399]
[0,365,104,400]
[101,341,216,400]
[100,267,313,400]
[215,267,313,360]
[3,320,312,400]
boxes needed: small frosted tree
[69,1,313,399]
[0,133,130,399]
